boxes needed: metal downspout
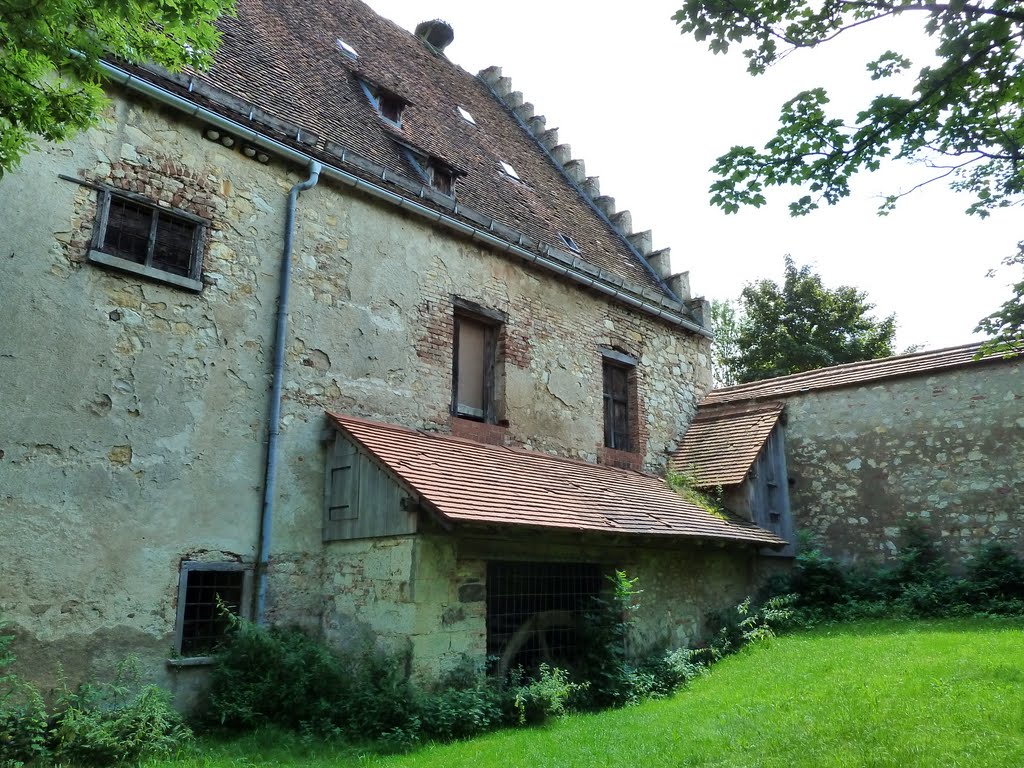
[255,161,322,625]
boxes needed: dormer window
[378,92,404,124]
[559,233,581,253]
[360,80,407,127]
[427,161,455,196]
[499,161,520,181]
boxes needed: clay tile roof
[703,343,1016,406]
[123,0,673,301]
[671,401,784,487]
[327,413,787,547]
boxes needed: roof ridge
[475,65,709,329]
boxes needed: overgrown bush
[773,526,1024,623]
[574,570,642,709]
[0,629,192,767]
[52,664,193,765]
[507,664,582,725]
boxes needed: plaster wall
[785,359,1024,565]
[0,91,713,690]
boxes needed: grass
[152,618,1024,768]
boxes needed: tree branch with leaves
[0,0,235,177]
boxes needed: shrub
[53,679,193,765]
[575,570,641,709]
[508,664,582,725]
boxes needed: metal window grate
[180,569,244,655]
[487,562,603,677]
[104,197,152,264]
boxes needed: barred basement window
[174,562,252,657]
[487,562,604,678]
[88,190,205,292]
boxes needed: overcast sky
[365,0,1020,351]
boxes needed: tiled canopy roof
[119,0,676,303]
[671,401,784,487]
[704,343,1011,406]
[328,413,786,547]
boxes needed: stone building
[673,344,1023,566]
[0,0,784,698]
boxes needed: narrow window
[88,190,205,291]
[453,313,496,422]
[174,562,252,657]
[603,360,633,452]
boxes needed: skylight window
[499,161,520,180]
[457,106,476,125]
[558,233,581,253]
[335,38,358,59]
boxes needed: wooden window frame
[451,302,503,424]
[172,561,252,662]
[602,357,635,453]
[87,188,205,292]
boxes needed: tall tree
[728,256,897,382]
[673,0,1024,353]
[709,298,742,387]
[0,0,234,178]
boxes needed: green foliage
[775,526,1024,623]
[0,631,192,767]
[673,0,1024,352]
[203,621,418,740]
[53,665,194,765]
[727,256,897,382]
[666,469,725,518]
[0,0,235,176]
[508,665,582,725]
[709,299,741,387]
[976,248,1024,356]
[576,571,642,709]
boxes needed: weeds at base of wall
[766,524,1024,625]
[200,577,794,752]
[0,640,193,767]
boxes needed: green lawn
[157,618,1024,768]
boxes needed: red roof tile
[703,343,1015,406]
[118,0,679,306]
[327,413,787,547]
[671,401,784,487]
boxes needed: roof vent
[415,19,454,52]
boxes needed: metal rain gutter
[255,160,321,625]
[96,61,712,338]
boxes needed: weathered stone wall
[0,89,715,692]
[785,359,1024,565]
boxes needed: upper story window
[452,301,505,424]
[88,189,205,292]
[601,348,638,454]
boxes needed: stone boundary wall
[784,357,1023,565]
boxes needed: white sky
[366,0,1020,351]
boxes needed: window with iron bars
[88,189,206,292]
[174,562,252,657]
[486,561,604,678]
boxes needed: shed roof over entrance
[327,413,786,547]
